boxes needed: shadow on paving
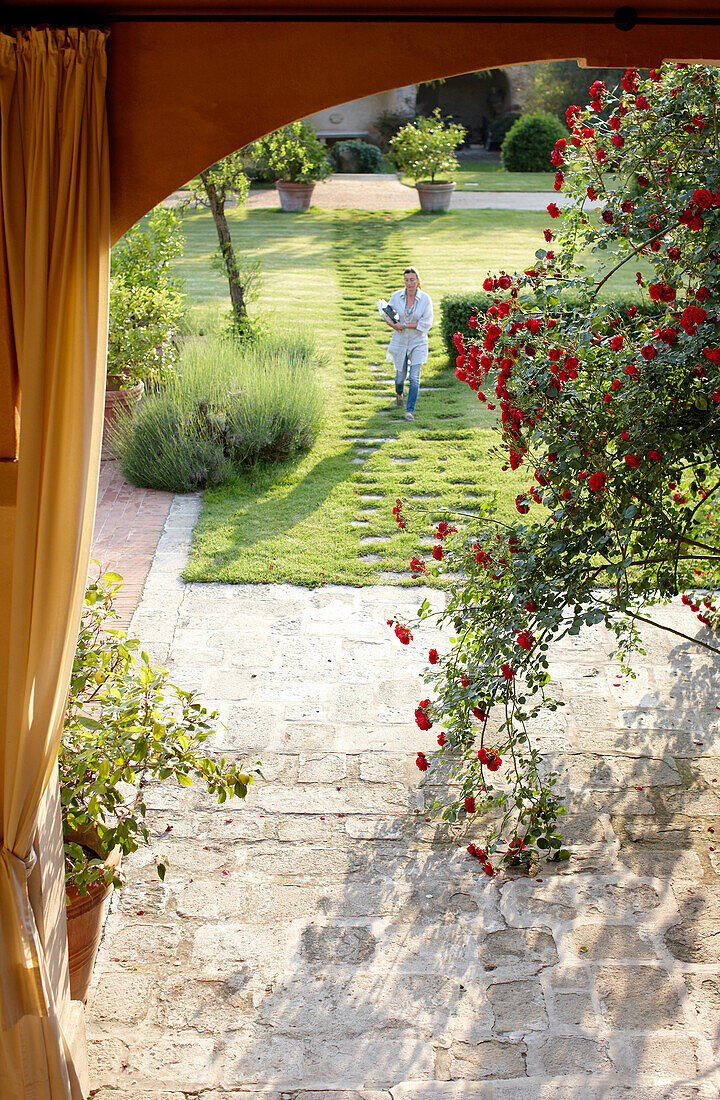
[85,574,720,1100]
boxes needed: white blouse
[385,288,434,366]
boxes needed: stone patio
[86,495,720,1100]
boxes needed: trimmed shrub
[329,139,383,174]
[501,112,566,172]
[113,333,324,492]
[440,290,656,361]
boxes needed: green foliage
[62,568,258,895]
[194,151,249,207]
[501,111,566,172]
[374,108,415,150]
[113,332,324,492]
[440,289,656,360]
[530,61,642,122]
[108,208,187,387]
[485,112,521,149]
[329,139,384,174]
[250,122,332,183]
[389,108,466,184]
[440,291,493,359]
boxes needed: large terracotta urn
[415,181,456,213]
[275,180,316,212]
[65,829,122,1002]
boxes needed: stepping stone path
[86,497,720,1099]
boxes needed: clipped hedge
[440,290,655,362]
[501,112,566,172]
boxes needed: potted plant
[105,209,186,455]
[389,109,466,212]
[250,122,332,212]
[60,567,257,1000]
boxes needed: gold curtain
[0,28,109,1099]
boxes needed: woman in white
[384,266,433,422]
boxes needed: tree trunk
[199,169,246,326]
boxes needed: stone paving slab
[86,496,720,1098]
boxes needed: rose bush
[393,63,720,875]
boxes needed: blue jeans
[395,353,422,413]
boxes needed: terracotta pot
[102,380,143,459]
[275,180,316,212]
[415,181,456,213]
[65,829,122,1002]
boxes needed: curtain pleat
[0,27,110,1099]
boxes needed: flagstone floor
[86,495,720,1100]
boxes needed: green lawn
[401,160,556,192]
[173,207,641,587]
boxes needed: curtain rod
[3,6,720,30]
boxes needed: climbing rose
[501,662,514,680]
[415,699,432,730]
[428,648,439,664]
[432,545,444,561]
[516,630,535,651]
[624,454,641,467]
[464,795,477,814]
[547,203,561,218]
[588,472,607,493]
[415,752,429,771]
[394,623,413,645]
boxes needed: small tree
[389,109,466,183]
[396,63,720,876]
[187,152,260,338]
[250,122,333,184]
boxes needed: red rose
[482,861,496,877]
[587,186,597,201]
[611,335,624,350]
[473,707,489,721]
[437,731,446,747]
[428,648,439,664]
[516,630,535,651]
[588,471,607,493]
[410,558,426,575]
[647,450,662,461]
[641,346,657,361]
[544,229,553,243]
[693,188,714,208]
[483,276,495,291]
[395,623,413,645]
[624,454,640,467]
[524,600,536,613]
[415,708,432,731]
[547,203,561,218]
[432,545,444,561]
[464,796,477,814]
[501,662,514,681]
[515,495,530,515]
[486,752,502,772]
[602,209,614,224]
[416,752,429,771]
